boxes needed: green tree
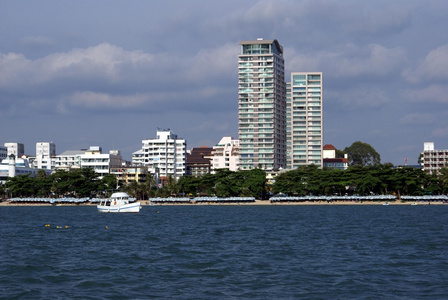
[177,175,201,196]
[101,174,117,195]
[34,169,52,197]
[240,168,266,198]
[344,141,381,166]
[5,175,36,197]
[439,168,448,194]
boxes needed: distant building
[286,72,323,169]
[80,146,123,178]
[4,143,25,158]
[34,142,56,170]
[110,166,151,187]
[54,150,84,170]
[132,149,144,166]
[0,145,7,161]
[136,129,186,180]
[421,142,448,174]
[186,147,214,177]
[212,137,240,172]
[53,147,122,178]
[322,144,348,170]
[0,155,52,184]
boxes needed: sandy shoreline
[0,200,445,206]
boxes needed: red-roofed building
[186,146,213,177]
[323,144,349,170]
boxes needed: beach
[0,199,445,206]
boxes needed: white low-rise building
[421,142,448,174]
[34,142,56,170]
[0,155,52,184]
[212,137,240,172]
[135,129,186,180]
[80,147,123,178]
[4,143,25,158]
[54,150,84,170]
[132,149,144,166]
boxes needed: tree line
[273,164,448,197]
[2,165,448,200]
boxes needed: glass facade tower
[286,72,323,168]
[238,39,286,171]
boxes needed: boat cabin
[99,192,133,207]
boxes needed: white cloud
[403,44,448,83]
[286,43,407,78]
[0,43,238,115]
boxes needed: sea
[1,205,448,299]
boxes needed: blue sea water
[1,205,448,299]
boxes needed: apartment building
[80,147,123,178]
[421,142,448,174]
[4,143,24,158]
[137,129,186,180]
[35,142,56,170]
[286,72,323,168]
[212,136,240,172]
[238,38,286,171]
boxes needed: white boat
[97,192,142,213]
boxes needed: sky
[1,0,448,165]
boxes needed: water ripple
[1,205,448,299]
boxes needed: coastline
[0,200,445,206]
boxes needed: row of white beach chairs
[150,197,256,203]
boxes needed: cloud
[0,42,238,116]
[400,113,434,125]
[404,84,448,104]
[403,44,448,83]
[286,43,407,79]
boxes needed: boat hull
[97,202,141,213]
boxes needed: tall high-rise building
[238,38,286,171]
[286,72,323,168]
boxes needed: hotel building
[4,143,24,158]
[421,142,448,174]
[238,38,286,171]
[79,146,123,178]
[286,72,323,168]
[212,136,240,172]
[136,129,186,180]
[34,142,56,170]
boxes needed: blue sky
[1,0,448,165]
